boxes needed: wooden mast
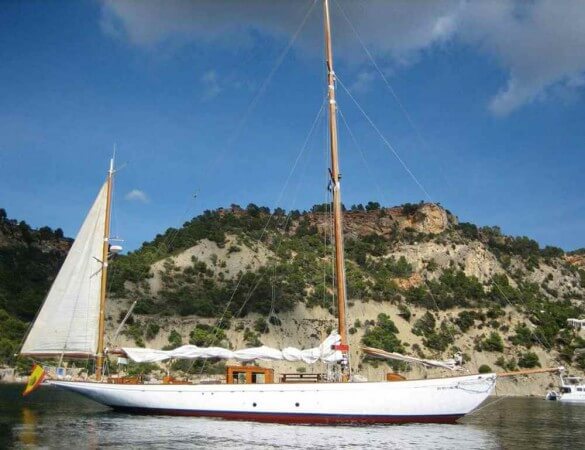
[95,158,114,381]
[323,0,349,377]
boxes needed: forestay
[123,332,342,364]
[20,183,108,357]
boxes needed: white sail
[123,332,342,364]
[20,183,108,357]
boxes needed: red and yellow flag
[22,365,45,397]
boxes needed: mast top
[109,144,116,176]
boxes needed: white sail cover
[123,332,343,364]
[20,183,108,357]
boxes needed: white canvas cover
[20,182,108,357]
[123,332,342,364]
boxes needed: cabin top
[226,366,274,384]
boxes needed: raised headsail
[20,182,108,357]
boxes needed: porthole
[253,402,257,407]
[295,402,300,407]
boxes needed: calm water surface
[1,383,583,449]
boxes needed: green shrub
[478,364,492,374]
[254,317,269,334]
[423,331,453,352]
[145,322,160,341]
[478,332,504,352]
[189,324,226,346]
[398,304,411,322]
[456,310,476,332]
[426,259,438,272]
[127,362,160,376]
[412,312,436,336]
[166,329,183,348]
[518,351,540,368]
[269,315,282,326]
[495,356,517,371]
[509,323,534,348]
[243,328,262,347]
[362,313,404,354]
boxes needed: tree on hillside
[365,201,380,211]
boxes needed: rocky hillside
[2,202,585,395]
[101,202,585,395]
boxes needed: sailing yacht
[20,0,496,424]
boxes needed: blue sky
[1,0,584,251]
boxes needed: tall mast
[95,158,114,380]
[323,0,349,377]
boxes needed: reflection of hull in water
[50,374,496,425]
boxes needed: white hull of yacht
[558,393,585,403]
[49,373,495,424]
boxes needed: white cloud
[456,0,585,116]
[99,0,585,116]
[201,70,222,100]
[125,189,149,203]
[350,71,376,94]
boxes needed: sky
[1,0,584,252]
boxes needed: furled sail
[20,183,108,358]
[123,332,342,364]
[362,346,463,371]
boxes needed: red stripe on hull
[111,406,463,425]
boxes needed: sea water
[1,383,583,449]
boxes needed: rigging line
[323,178,332,311]
[275,98,327,213]
[336,75,433,203]
[157,191,200,256]
[198,165,317,375]
[227,101,328,322]
[340,100,460,363]
[335,0,454,191]
[336,1,551,360]
[464,395,507,417]
[321,105,331,312]
[490,277,551,350]
[197,98,327,371]
[202,0,318,176]
[340,106,459,368]
[221,100,327,335]
[327,138,336,318]
[338,107,386,205]
[333,0,425,150]
[112,192,199,344]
